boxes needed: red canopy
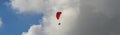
[56,12,62,20]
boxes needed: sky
[0,0,43,35]
[0,0,120,35]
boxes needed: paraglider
[56,12,62,25]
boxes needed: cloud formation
[22,25,44,35]
[10,0,120,35]
[10,0,80,35]
[10,0,49,13]
[71,0,120,35]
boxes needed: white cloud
[9,0,120,35]
[10,0,49,13]
[10,0,80,35]
[22,25,44,35]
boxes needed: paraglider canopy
[56,12,62,20]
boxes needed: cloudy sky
[0,0,120,35]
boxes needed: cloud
[0,18,2,28]
[10,0,49,13]
[70,0,120,35]
[22,25,45,35]
[10,0,80,35]
[9,0,120,35]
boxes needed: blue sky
[0,0,43,35]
